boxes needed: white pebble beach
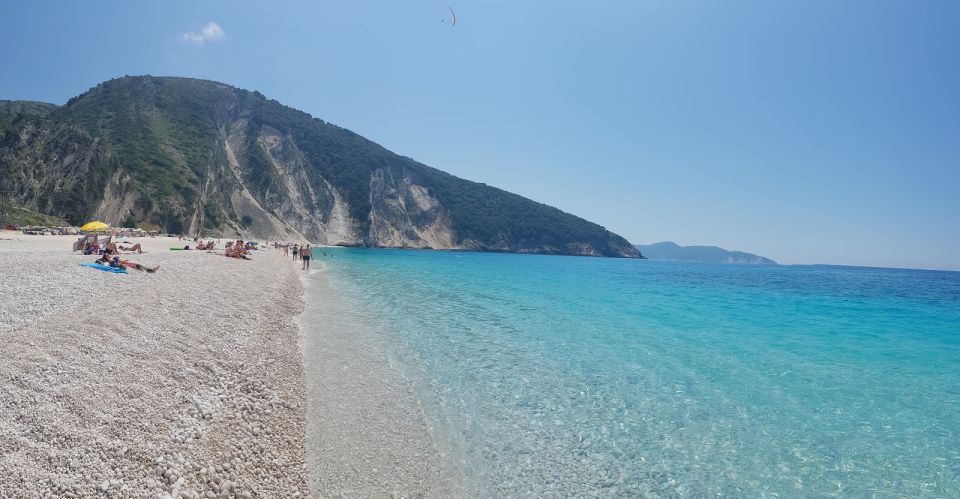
[0,232,453,498]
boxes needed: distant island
[635,241,777,265]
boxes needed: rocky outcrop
[367,169,457,249]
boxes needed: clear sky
[2,1,958,270]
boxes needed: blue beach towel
[80,263,128,274]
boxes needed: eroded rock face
[98,116,463,249]
[0,117,114,225]
[367,169,457,249]
[248,125,363,245]
[96,170,139,224]
[0,76,641,257]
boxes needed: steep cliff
[0,76,639,257]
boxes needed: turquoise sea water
[306,248,960,497]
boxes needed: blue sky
[2,1,958,270]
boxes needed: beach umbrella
[80,221,109,232]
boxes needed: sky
[2,0,958,270]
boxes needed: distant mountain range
[0,76,639,257]
[635,241,777,265]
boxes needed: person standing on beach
[301,245,311,270]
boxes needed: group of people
[76,235,143,255]
[77,232,326,274]
[74,234,158,272]
[193,240,216,250]
[175,238,253,259]
[276,243,313,269]
[224,240,253,259]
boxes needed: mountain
[635,241,776,265]
[0,76,639,257]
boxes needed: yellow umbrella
[80,221,109,232]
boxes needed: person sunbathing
[100,242,120,254]
[224,240,251,259]
[83,241,101,255]
[120,242,143,253]
[99,255,159,273]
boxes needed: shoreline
[0,233,309,497]
[295,252,465,497]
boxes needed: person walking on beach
[301,245,311,270]
[292,244,299,261]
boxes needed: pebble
[0,239,309,497]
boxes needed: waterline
[297,260,468,496]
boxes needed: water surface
[306,249,960,497]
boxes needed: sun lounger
[73,234,95,252]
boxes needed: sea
[303,248,960,497]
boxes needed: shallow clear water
[307,248,960,497]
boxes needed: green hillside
[1,205,67,227]
[0,76,640,257]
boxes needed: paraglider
[442,6,456,27]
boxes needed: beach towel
[80,263,127,274]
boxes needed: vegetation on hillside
[0,110,115,225]
[0,100,57,120]
[0,76,639,257]
[1,205,67,226]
